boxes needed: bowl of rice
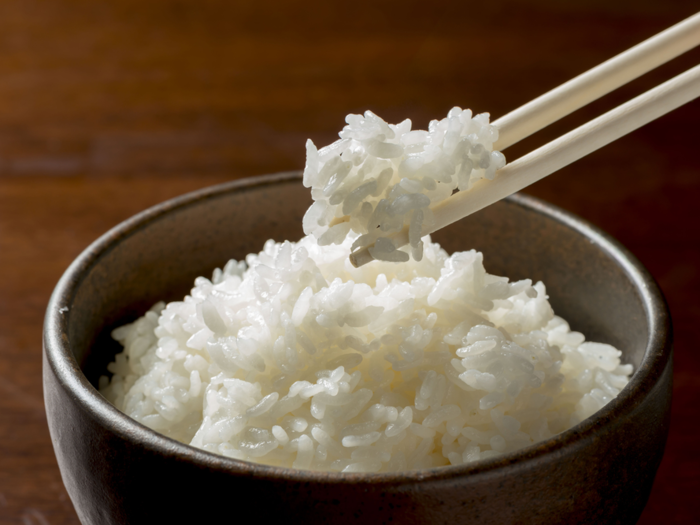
[43,169,671,525]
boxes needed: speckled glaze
[43,172,672,525]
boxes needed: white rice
[302,108,506,262]
[100,233,632,472]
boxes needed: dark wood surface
[1,1,699,523]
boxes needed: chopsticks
[350,12,700,268]
[493,11,700,150]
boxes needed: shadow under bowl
[43,172,672,525]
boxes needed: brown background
[1,1,699,523]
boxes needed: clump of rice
[302,108,505,262]
[100,233,632,472]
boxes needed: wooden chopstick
[349,13,700,268]
[351,63,700,268]
[493,11,700,150]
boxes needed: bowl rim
[43,171,672,485]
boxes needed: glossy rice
[100,108,631,472]
[302,108,505,262]
[100,234,632,472]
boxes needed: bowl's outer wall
[43,173,672,524]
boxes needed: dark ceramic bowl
[44,172,672,525]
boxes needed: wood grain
[0,1,698,523]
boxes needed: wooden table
[1,1,698,523]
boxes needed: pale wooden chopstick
[494,11,700,150]
[349,12,700,268]
[350,63,700,268]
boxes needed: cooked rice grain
[302,108,505,261]
[101,233,632,472]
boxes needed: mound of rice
[302,107,505,262]
[100,233,632,472]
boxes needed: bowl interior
[68,174,651,387]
